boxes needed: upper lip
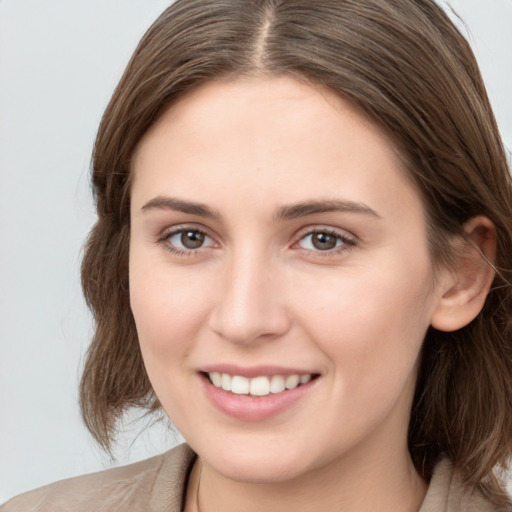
[200,364,319,378]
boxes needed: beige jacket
[1,443,497,511]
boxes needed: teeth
[270,375,285,393]
[250,376,270,396]
[285,375,300,389]
[210,372,222,387]
[231,376,250,395]
[221,373,231,391]
[208,372,314,396]
[300,374,311,385]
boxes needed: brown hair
[80,0,512,506]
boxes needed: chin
[195,437,322,484]
[215,455,311,484]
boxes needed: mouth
[204,371,318,397]
[199,368,320,421]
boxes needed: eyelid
[155,223,357,257]
[291,225,357,254]
[157,224,219,255]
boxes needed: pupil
[181,231,204,249]
[312,232,337,250]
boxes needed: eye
[297,229,354,252]
[161,227,217,254]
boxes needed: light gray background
[1,0,511,503]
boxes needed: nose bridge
[210,244,290,344]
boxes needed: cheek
[293,254,434,391]
[129,251,212,361]
[128,257,213,421]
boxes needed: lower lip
[200,374,318,421]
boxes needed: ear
[430,216,497,332]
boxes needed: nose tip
[208,260,291,345]
[210,295,289,345]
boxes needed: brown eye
[297,230,352,252]
[311,232,338,250]
[180,230,205,249]
[166,229,215,252]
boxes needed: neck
[188,444,427,512]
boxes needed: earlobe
[430,216,497,332]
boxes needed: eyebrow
[141,196,220,219]
[274,199,381,221]
[140,196,380,221]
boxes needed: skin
[128,76,491,512]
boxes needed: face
[129,76,446,483]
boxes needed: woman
[3,0,512,511]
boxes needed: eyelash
[157,226,215,257]
[157,226,356,257]
[293,228,356,256]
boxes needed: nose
[208,250,291,345]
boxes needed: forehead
[131,75,421,224]
[135,75,394,156]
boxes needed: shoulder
[420,458,506,512]
[0,443,196,512]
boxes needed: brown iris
[311,232,339,250]
[180,230,205,249]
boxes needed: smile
[207,372,314,396]
[201,369,320,421]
